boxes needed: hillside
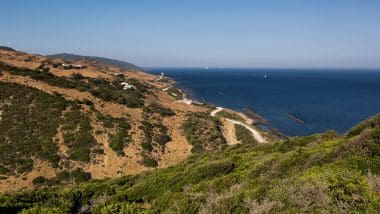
[0,115,379,213]
[0,46,15,52]
[0,49,272,193]
[46,53,140,70]
[1,49,378,213]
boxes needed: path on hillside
[210,107,267,143]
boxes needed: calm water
[147,68,380,136]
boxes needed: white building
[121,82,135,90]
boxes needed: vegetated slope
[0,46,15,52]
[47,53,140,70]
[0,49,198,191]
[0,49,271,193]
[1,115,379,213]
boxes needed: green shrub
[32,176,47,185]
[347,114,380,137]
[62,104,97,162]
[188,160,235,182]
[109,120,132,155]
[182,112,226,152]
[95,202,144,214]
[70,168,91,183]
[143,102,175,117]
[235,124,257,145]
[216,110,245,122]
[142,156,158,168]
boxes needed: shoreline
[155,70,290,141]
[161,77,287,141]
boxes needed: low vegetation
[139,120,171,167]
[235,124,257,145]
[166,86,185,100]
[138,102,174,167]
[182,112,227,153]
[0,82,67,174]
[0,62,151,108]
[216,110,245,122]
[1,114,379,213]
[61,103,97,162]
[96,113,132,156]
[143,102,175,117]
[32,168,92,186]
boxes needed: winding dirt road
[211,107,267,143]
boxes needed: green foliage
[166,87,184,100]
[1,63,380,212]
[70,168,92,183]
[182,112,226,153]
[0,62,150,108]
[143,102,175,117]
[142,155,158,168]
[95,202,145,214]
[216,110,245,122]
[0,82,67,174]
[61,104,97,162]
[347,114,380,137]
[97,114,133,156]
[235,124,258,145]
[32,176,48,185]
[97,111,135,156]
[20,205,64,214]
[109,119,132,155]
[139,120,171,153]
[187,160,235,182]
[1,121,380,212]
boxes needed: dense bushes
[108,119,132,156]
[139,120,171,167]
[142,155,158,168]
[138,102,173,167]
[61,103,97,162]
[347,114,380,137]
[216,110,245,122]
[143,102,175,117]
[235,124,257,145]
[182,112,226,153]
[0,82,67,174]
[1,116,380,212]
[96,112,133,155]
[165,86,184,100]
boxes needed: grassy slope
[1,115,379,213]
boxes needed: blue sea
[147,68,380,136]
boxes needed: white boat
[264,73,267,78]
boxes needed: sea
[146,68,380,136]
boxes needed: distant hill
[46,53,140,70]
[0,46,15,51]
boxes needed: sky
[1,0,380,68]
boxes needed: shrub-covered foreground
[1,115,379,213]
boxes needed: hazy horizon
[1,0,380,68]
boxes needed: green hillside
[1,115,379,213]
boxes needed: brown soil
[0,159,56,193]
[0,49,249,192]
[221,119,240,145]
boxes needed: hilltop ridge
[46,53,140,70]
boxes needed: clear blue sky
[1,0,379,68]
